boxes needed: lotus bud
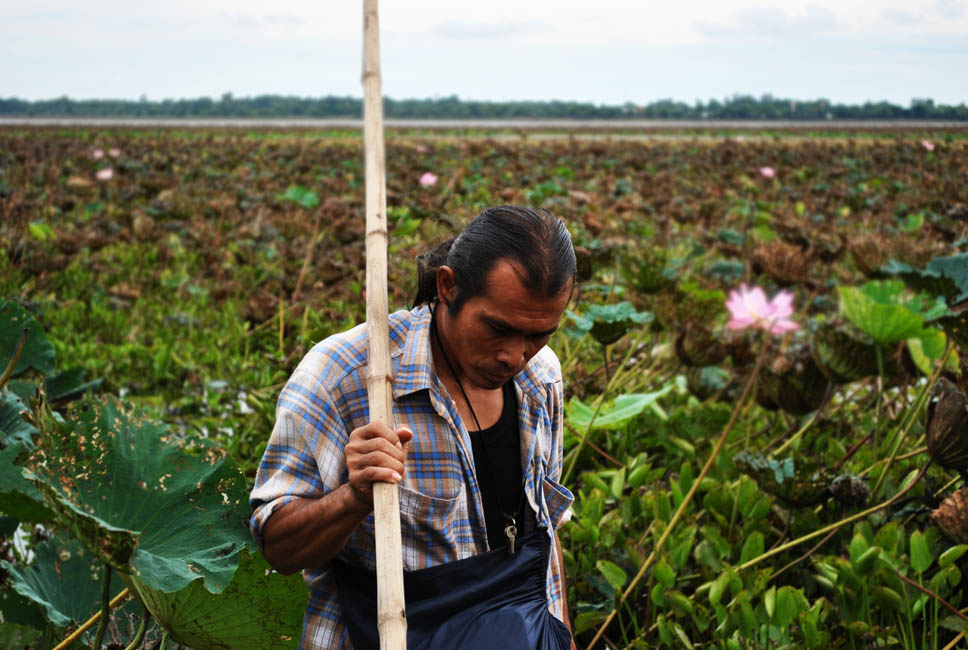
[926,378,968,473]
[674,320,726,367]
[932,488,968,544]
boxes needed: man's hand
[346,423,414,506]
[260,422,413,574]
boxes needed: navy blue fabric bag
[332,530,572,650]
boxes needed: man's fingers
[347,436,407,464]
[396,425,414,446]
[347,449,407,477]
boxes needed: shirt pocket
[541,476,575,531]
[397,482,469,570]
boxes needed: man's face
[438,260,572,390]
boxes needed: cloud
[431,19,545,40]
[937,0,965,18]
[696,3,840,39]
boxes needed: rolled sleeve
[248,366,350,546]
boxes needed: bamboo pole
[362,1,407,648]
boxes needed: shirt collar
[392,303,557,402]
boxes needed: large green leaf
[24,395,252,594]
[0,390,51,522]
[3,534,126,628]
[44,367,103,403]
[838,282,925,345]
[124,548,307,650]
[0,301,56,377]
[567,387,672,431]
[880,253,968,303]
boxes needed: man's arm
[261,421,413,575]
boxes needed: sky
[2,0,967,106]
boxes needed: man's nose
[496,338,528,370]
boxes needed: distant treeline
[2,93,966,120]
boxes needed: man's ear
[436,266,457,306]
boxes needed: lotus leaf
[24,395,251,594]
[569,302,652,346]
[123,548,307,650]
[567,387,672,432]
[0,301,56,377]
[3,534,126,628]
[277,185,319,209]
[838,281,925,345]
[906,328,950,375]
[811,323,882,383]
[733,452,834,507]
[44,367,103,403]
[880,253,968,303]
[0,390,51,522]
[0,622,43,648]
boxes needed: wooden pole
[362,1,407,648]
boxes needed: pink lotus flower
[91,148,105,160]
[759,166,776,179]
[726,284,800,335]
[419,172,438,187]
[921,140,935,151]
[96,167,114,181]
[108,148,121,158]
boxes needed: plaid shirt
[249,304,575,650]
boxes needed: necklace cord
[430,303,523,526]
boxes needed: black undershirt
[467,381,525,550]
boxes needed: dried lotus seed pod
[932,488,968,544]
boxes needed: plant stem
[874,344,885,448]
[562,336,643,485]
[585,344,769,650]
[0,327,28,391]
[122,608,150,650]
[91,565,112,650]
[869,342,952,501]
[736,462,930,573]
[896,570,968,624]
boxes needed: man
[249,206,577,649]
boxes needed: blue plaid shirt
[250,304,574,649]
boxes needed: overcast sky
[2,0,966,105]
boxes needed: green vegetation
[2,129,968,648]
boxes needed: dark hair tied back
[413,206,576,314]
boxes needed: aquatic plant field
[2,126,968,649]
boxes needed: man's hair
[414,206,576,316]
